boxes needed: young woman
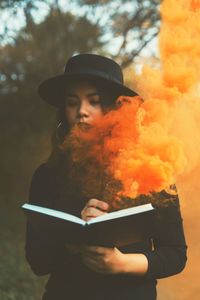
[25,54,187,300]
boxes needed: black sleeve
[25,163,71,276]
[142,193,187,279]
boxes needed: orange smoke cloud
[150,2,200,298]
[60,0,200,208]
[61,95,186,201]
[134,0,200,178]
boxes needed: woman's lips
[77,122,91,129]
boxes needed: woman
[25,54,187,300]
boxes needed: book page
[87,203,154,225]
[22,203,85,225]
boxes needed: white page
[87,203,154,225]
[22,203,85,225]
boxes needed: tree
[0,0,48,43]
[0,8,103,203]
[1,0,160,66]
[0,7,103,95]
[73,0,160,67]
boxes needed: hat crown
[38,53,137,107]
[64,54,124,84]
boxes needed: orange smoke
[61,95,185,201]
[153,3,200,298]
[135,0,200,179]
[60,0,200,208]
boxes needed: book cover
[22,203,155,247]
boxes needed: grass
[0,203,47,300]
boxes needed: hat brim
[38,72,138,107]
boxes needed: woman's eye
[65,99,78,106]
[90,98,101,105]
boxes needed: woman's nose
[78,100,89,118]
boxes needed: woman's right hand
[81,198,109,221]
[65,199,109,255]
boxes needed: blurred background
[0,0,199,299]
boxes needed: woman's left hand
[80,245,126,274]
[65,244,148,275]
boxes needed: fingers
[82,256,104,273]
[81,199,109,221]
[79,246,113,256]
[65,244,91,255]
[80,246,102,256]
[82,207,107,220]
[66,244,104,257]
[86,199,109,211]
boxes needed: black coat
[25,163,187,300]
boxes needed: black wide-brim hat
[38,53,137,107]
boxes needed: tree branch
[120,30,159,68]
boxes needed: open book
[22,203,155,247]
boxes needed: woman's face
[64,80,105,129]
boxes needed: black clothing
[25,163,187,300]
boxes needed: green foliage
[0,8,103,94]
[0,204,47,299]
[0,0,160,65]
[0,7,103,208]
[73,0,160,66]
[0,0,48,11]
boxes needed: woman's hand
[65,244,126,274]
[80,246,126,274]
[66,198,148,275]
[80,246,148,275]
[65,199,109,255]
[66,244,148,275]
[81,198,109,221]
